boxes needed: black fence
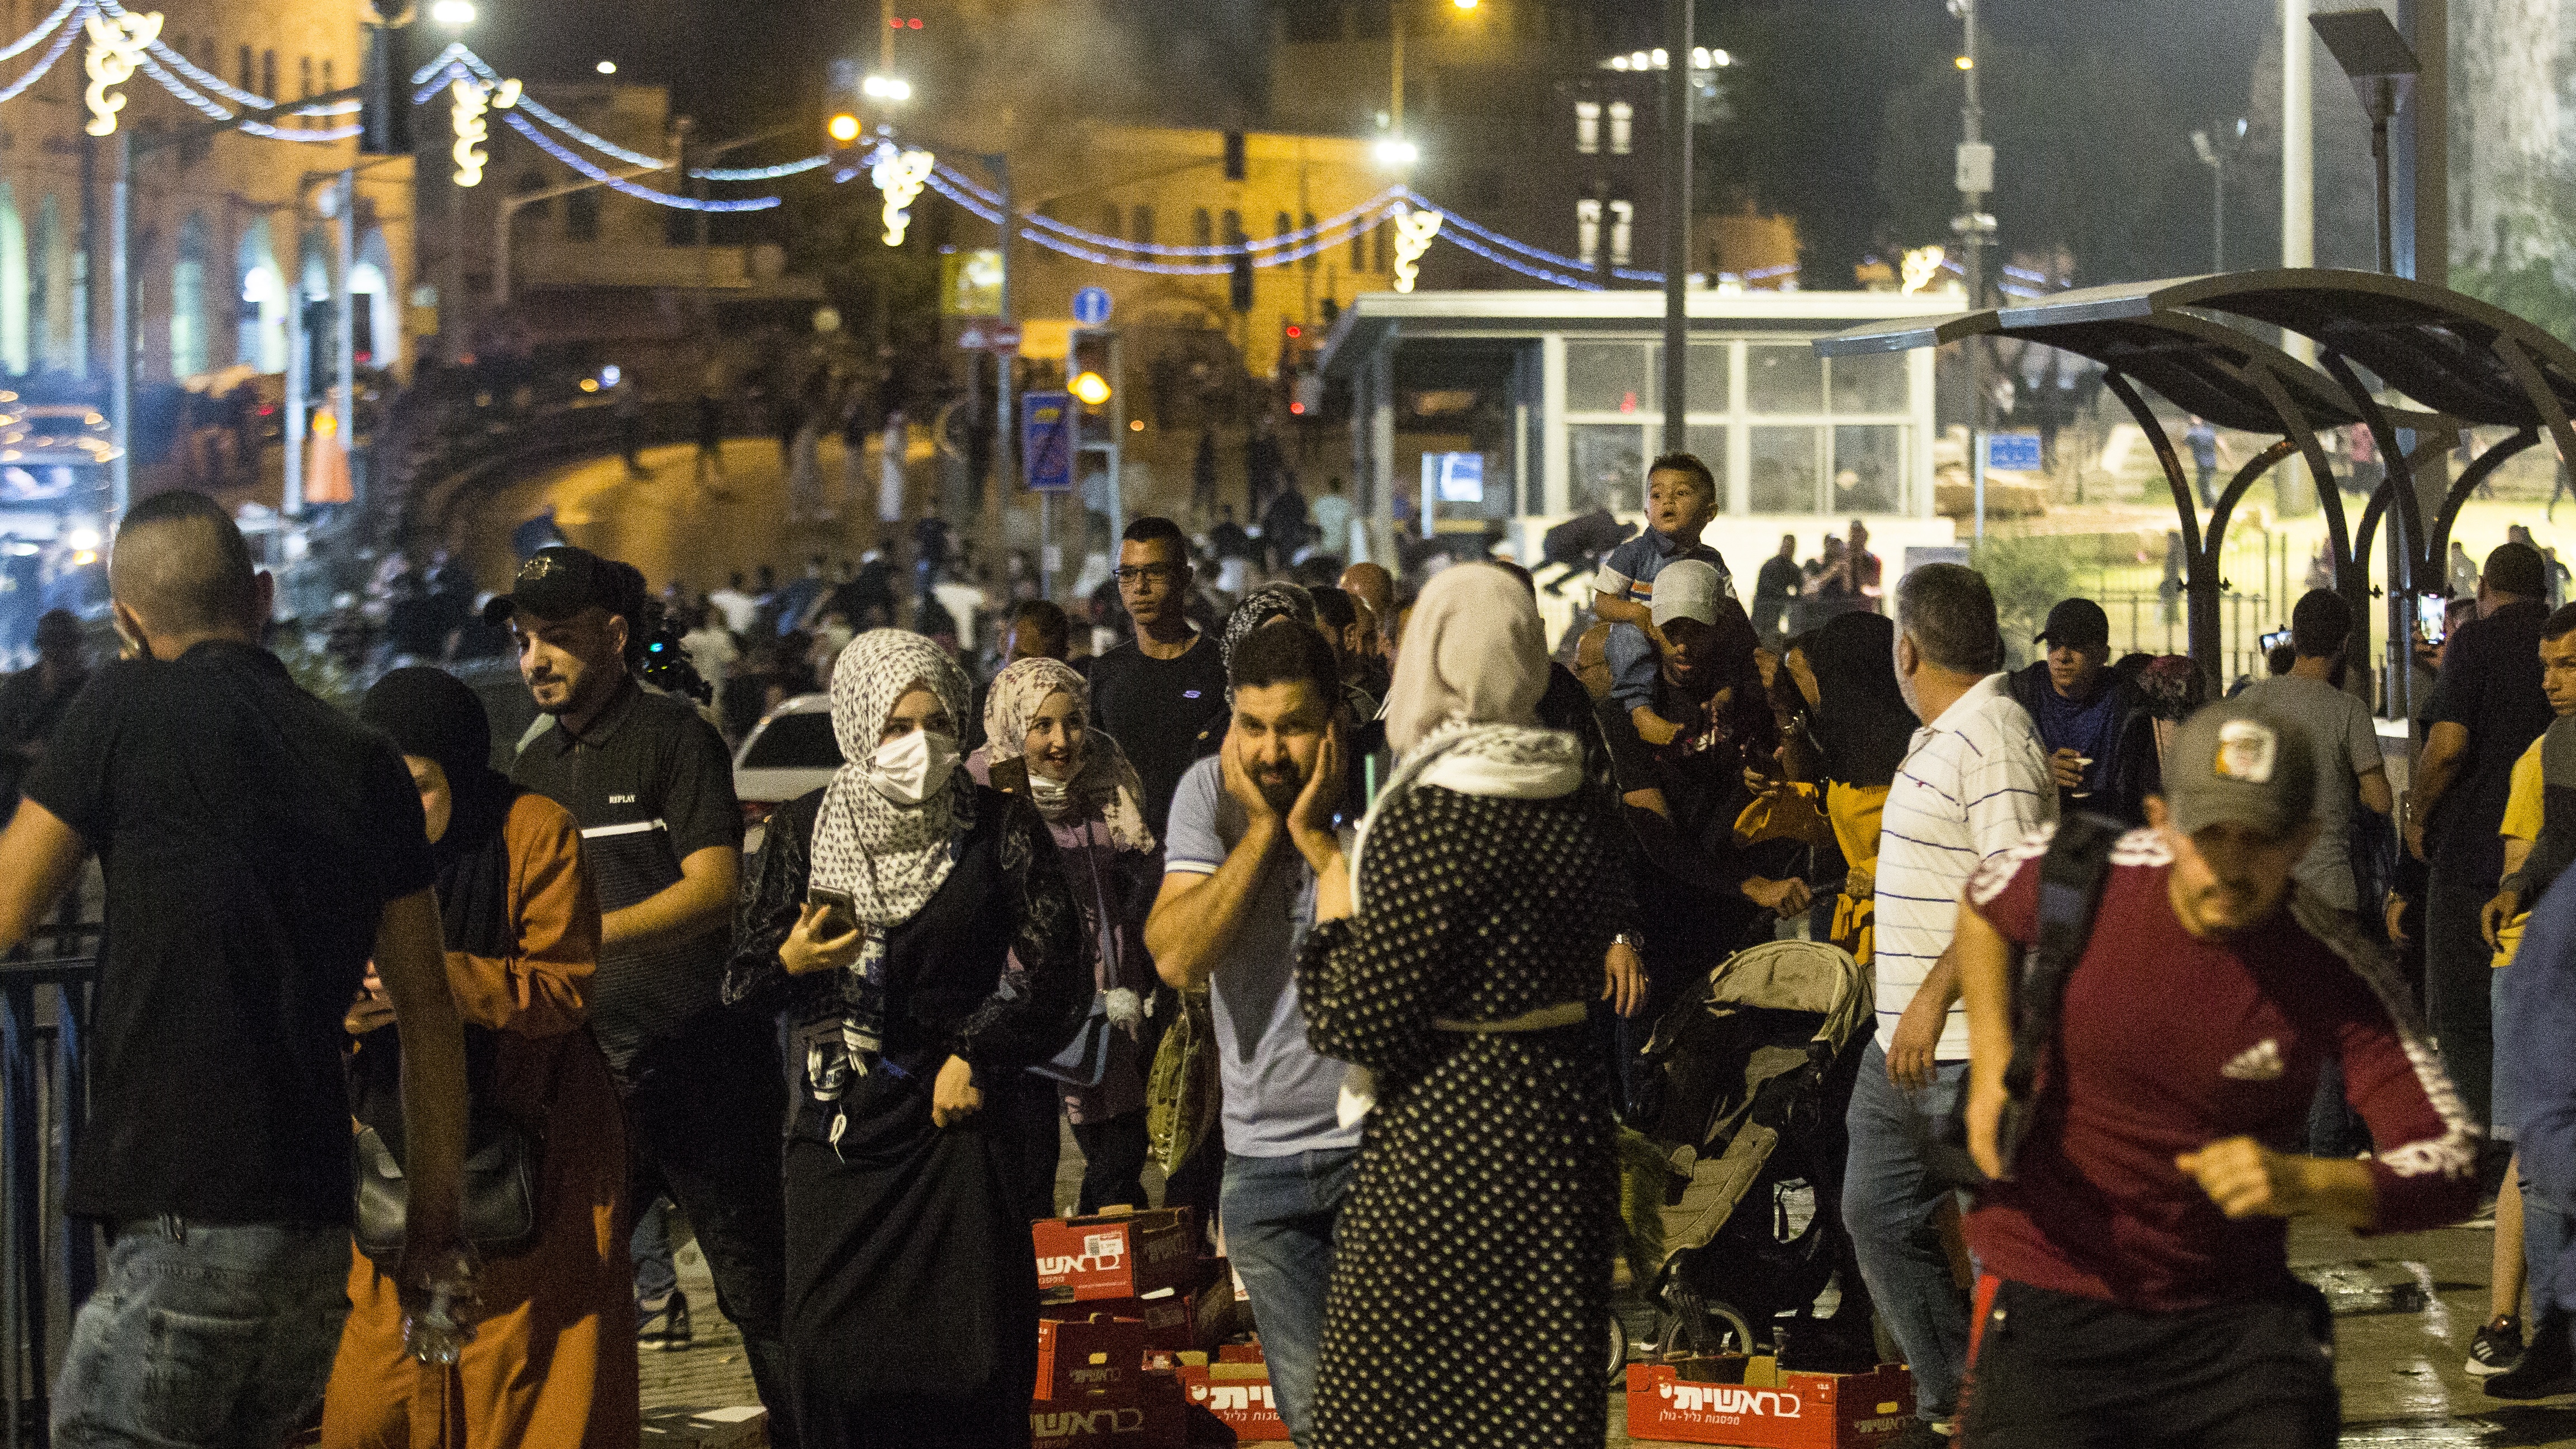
[0,926,97,1449]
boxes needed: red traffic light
[1285,324,1302,338]
[1289,401,1306,415]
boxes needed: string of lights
[0,0,75,65]
[501,111,778,212]
[923,169,1394,277]
[138,53,358,139]
[927,156,1402,259]
[0,20,74,106]
[693,155,831,181]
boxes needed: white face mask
[868,728,959,807]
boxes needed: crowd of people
[1,457,2571,1449]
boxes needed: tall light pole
[434,1,474,363]
[2190,119,2248,272]
[1660,2,1690,456]
[1950,0,1996,539]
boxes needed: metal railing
[0,926,98,1449]
[2091,590,2280,685]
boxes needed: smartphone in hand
[808,886,861,939]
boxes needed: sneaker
[637,1289,694,1351]
[2467,1314,2526,1376]
[2487,1310,2575,1399]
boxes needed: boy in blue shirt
[1595,453,1736,742]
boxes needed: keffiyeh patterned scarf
[809,629,977,932]
[982,656,1156,854]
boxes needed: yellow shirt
[2496,736,2547,968]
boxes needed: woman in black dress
[1290,564,1635,1449]
[725,630,1087,1449]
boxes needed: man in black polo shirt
[0,491,467,1449]
[1090,516,1229,839]
[492,547,793,1439]
[2411,541,2555,1139]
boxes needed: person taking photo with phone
[723,630,1088,1449]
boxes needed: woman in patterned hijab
[721,629,1087,1449]
[980,657,1154,853]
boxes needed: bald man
[3,490,468,1449]
[1338,561,1393,633]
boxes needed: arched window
[1192,209,1213,249]
[1131,206,1154,247]
[1301,212,1318,271]
[0,182,25,376]
[1100,205,1122,242]
[170,212,211,379]
[236,215,287,373]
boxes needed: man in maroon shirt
[1955,700,2480,1447]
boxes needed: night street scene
[11,0,2576,1446]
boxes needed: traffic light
[1069,328,1117,447]
[1223,131,1246,182]
[358,2,411,155]
[1229,251,1253,313]
[828,112,861,145]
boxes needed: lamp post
[1660,0,1690,455]
[434,0,473,363]
[2309,7,2420,277]
[2189,117,2248,273]
[1949,0,1997,541]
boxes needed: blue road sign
[1072,286,1114,328]
[1984,432,2044,472]
[1022,390,1074,493]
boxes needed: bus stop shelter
[1815,267,2576,716]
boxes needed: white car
[733,693,839,853]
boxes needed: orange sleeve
[444,794,600,1038]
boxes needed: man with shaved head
[0,490,467,1449]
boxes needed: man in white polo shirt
[1844,562,2055,1445]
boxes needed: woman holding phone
[966,656,1161,1218]
[723,629,1088,1449]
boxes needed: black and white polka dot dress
[1297,782,1631,1449]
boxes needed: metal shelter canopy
[1815,267,2576,708]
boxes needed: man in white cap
[1952,699,2478,1446]
[1594,558,1812,1106]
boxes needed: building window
[299,55,312,98]
[515,172,551,222]
[1372,218,1389,274]
[566,189,600,243]
[1352,223,1367,270]
[1100,205,1122,242]
[1575,198,1601,267]
[261,50,276,102]
[1574,101,1599,155]
[1273,211,1291,252]
[1608,100,1633,156]
[1301,211,1318,270]
[1131,205,1154,247]
[1221,209,1242,244]
[1192,208,1213,249]
[1609,199,1634,266]
[238,45,253,96]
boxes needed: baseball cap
[2160,700,2317,840]
[2034,597,2110,651]
[482,546,641,626]
[1649,560,1723,630]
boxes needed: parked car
[733,692,838,853]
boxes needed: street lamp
[1374,137,1419,168]
[2190,117,2248,273]
[827,112,862,144]
[861,74,912,102]
[429,0,474,26]
[2309,6,2419,277]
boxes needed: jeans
[54,1217,352,1449]
[2427,834,2504,1132]
[626,1019,795,1449]
[631,1194,680,1304]
[1842,1040,1971,1422]
[1221,1148,1357,1448]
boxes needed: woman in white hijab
[721,629,1088,1449]
[966,656,1162,1218]
[1289,563,1637,1449]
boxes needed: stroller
[1619,939,1878,1370]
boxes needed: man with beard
[490,547,794,1442]
[1954,701,2477,1446]
[1145,621,1360,1447]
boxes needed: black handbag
[352,1111,545,1263]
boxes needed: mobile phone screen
[809,887,860,937]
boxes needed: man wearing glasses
[1091,516,1228,841]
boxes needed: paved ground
[629,1119,2576,1447]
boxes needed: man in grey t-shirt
[2237,590,2392,910]
[1145,622,1359,1448]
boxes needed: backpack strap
[2000,811,2127,1107]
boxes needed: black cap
[2034,597,2110,651]
[482,546,640,626]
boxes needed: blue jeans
[1220,1148,1357,1448]
[53,1217,353,1449]
[1841,1040,1971,1422]
[631,1193,679,1305]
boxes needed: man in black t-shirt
[0,491,467,1449]
[1752,532,1803,643]
[0,608,88,820]
[490,546,794,1439]
[1091,517,1229,841]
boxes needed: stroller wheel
[1606,1316,1629,1384]
[1655,1298,1757,1360]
